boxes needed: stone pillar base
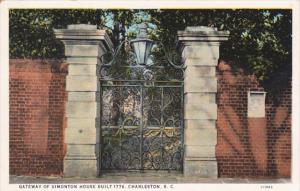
[64,159,97,177]
[184,160,218,178]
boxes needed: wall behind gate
[9,59,67,176]
[216,61,291,178]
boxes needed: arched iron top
[99,23,185,82]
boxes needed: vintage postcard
[0,0,299,191]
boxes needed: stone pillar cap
[177,26,230,43]
[54,24,113,51]
[185,26,218,32]
[67,24,97,30]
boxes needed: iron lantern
[130,23,154,65]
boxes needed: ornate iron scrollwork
[99,25,184,172]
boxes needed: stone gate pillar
[55,24,113,177]
[177,26,229,177]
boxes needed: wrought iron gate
[99,26,184,172]
[100,81,183,171]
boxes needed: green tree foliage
[9,9,105,58]
[147,9,292,83]
[9,9,291,84]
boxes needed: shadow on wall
[216,61,291,178]
[9,59,67,176]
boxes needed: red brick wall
[9,59,67,176]
[216,61,291,178]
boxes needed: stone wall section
[178,26,229,177]
[54,24,113,177]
